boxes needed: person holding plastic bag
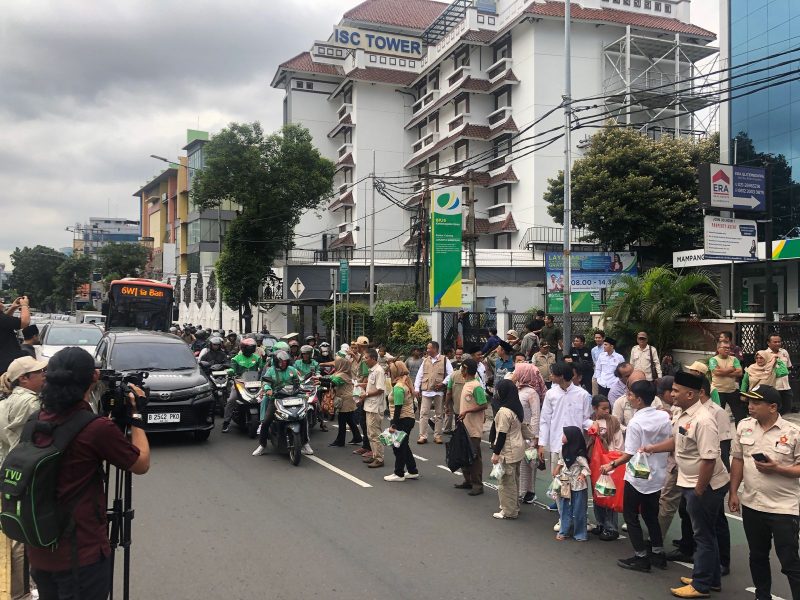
[554,426,591,540]
[512,363,544,504]
[601,380,672,572]
[384,361,419,482]
[455,359,490,495]
[587,394,624,541]
[489,380,526,519]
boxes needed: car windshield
[111,341,197,371]
[44,326,103,347]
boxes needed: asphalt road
[118,416,795,600]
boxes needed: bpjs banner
[545,251,637,313]
[430,187,463,309]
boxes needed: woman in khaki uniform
[328,356,363,447]
[385,361,420,482]
[490,379,526,519]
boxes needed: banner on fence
[545,251,637,313]
[430,187,463,309]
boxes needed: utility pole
[369,151,376,315]
[764,163,774,320]
[421,178,431,309]
[562,0,573,348]
[465,173,478,311]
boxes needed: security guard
[729,384,800,600]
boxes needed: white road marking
[306,455,372,488]
[413,454,429,462]
[746,588,786,600]
[675,561,693,570]
[437,465,462,476]
[482,481,499,491]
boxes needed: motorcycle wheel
[307,410,316,431]
[288,431,302,466]
[247,416,259,439]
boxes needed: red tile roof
[344,0,448,30]
[525,2,716,39]
[329,232,355,249]
[347,67,419,86]
[487,167,519,187]
[336,153,355,169]
[463,29,498,44]
[487,213,518,234]
[279,52,341,76]
[329,191,355,212]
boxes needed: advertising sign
[331,26,423,57]
[545,252,637,313]
[339,259,349,294]
[430,187,463,309]
[703,215,758,261]
[699,163,766,212]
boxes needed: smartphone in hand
[752,452,769,463]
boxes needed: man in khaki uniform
[532,342,556,386]
[444,363,467,435]
[645,371,730,599]
[729,385,800,600]
[359,349,385,468]
[413,341,453,444]
[454,359,488,496]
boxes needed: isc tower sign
[698,163,766,212]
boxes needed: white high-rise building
[271,0,717,317]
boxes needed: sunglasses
[26,369,46,376]
[637,337,647,340]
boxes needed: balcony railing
[278,248,542,267]
[412,89,441,116]
[488,106,512,127]
[412,131,440,154]
[487,57,513,82]
[447,65,471,88]
[338,143,353,158]
[448,112,469,131]
[337,103,353,121]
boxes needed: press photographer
[16,347,150,600]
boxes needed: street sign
[289,277,305,298]
[699,163,766,212]
[339,260,349,294]
[703,215,759,261]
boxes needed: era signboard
[699,163,766,212]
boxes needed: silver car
[37,323,104,359]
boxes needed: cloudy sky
[0,0,719,270]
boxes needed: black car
[94,331,215,441]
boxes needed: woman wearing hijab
[512,363,544,504]
[490,379,526,519]
[328,355,363,447]
[384,361,419,482]
[741,349,787,392]
[554,426,591,541]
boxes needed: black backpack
[0,410,99,548]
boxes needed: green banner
[430,186,463,308]
[339,259,349,294]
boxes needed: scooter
[232,371,262,438]
[200,361,230,416]
[265,385,309,466]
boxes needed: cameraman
[26,347,150,600]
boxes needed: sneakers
[347,439,363,445]
[617,555,651,573]
[301,443,314,455]
[650,551,668,570]
[417,437,427,444]
[353,448,369,455]
[221,422,231,433]
[670,584,711,598]
[547,501,559,512]
[666,549,694,563]
[361,452,374,462]
[404,472,420,479]
[384,473,405,482]
[553,520,561,532]
[454,482,472,489]
[367,459,384,468]
[600,530,620,542]
[252,445,267,456]
[521,491,536,504]
[492,512,507,519]
[433,435,443,444]
[621,522,628,532]
[679,577,720,593]
[468,486,484,496]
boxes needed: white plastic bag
[627,451,652,480]
[489,461,505,483]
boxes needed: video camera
[98,369,149,427]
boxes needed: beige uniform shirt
[494,407,525,463]
[460,379,487,439]
[674,400,730,490]
[710,355,739,393]
[701,398,733,441]
[364,363,385,414]
[532,352,555,382]
[630,345,662,381]
[731,416,800,515]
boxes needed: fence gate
[442,311,497,351]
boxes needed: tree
[544,127,719,263]
[51,255,94,311]
[602,266,720,355]
[8,246,66,310]
[96,243,149,282]
[191,122,335,308]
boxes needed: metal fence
[509,313,595,338]
[442,311,497,351]
[735,321,800,368]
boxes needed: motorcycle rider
[222,337,265,433]
[295,345,319,380]
[318,341,332,361]
[254,333,267,358]
[224,331,239,356]
[199,336,229,366]
[252,350,313,456]
[305,335,322,361]
[191,329,208,354]
[288,339,301,360]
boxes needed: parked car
[38,323,104,359]
[93,331,215,441]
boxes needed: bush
[373,301,418,345]
[406,318,431,346]
[320,302,372,341]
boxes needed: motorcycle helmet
[274,350,291,370]
[255,333,265,344]
[319,342,331,355]
[300,345,313,357]
[169,326,178,334]
[209,336,223,350]
[226,331,237,340]
[305,335,315,343]
[289,340,300,348]
[273,341,289,352]
[240,337,257,356]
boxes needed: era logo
[712,170,730,195]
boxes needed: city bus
[105,278,174,331]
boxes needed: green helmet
[273,341,290,351]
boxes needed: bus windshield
[106,279,174,332]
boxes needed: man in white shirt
[602,380,673,572]
[414,341,453,444]
[630,331,662,381]
[766,334,794,415]
[595,337,624,397]
[591,330,605,394]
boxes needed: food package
[392,430,407,447]
[627,451,652,480]
[524,447,537,463]
[594,473,617,497]
[378,428,394,446]
[489,461,505,483]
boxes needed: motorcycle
[232,371,262,438]
[200,361,230,416]
[264,384,309,466]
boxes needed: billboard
[545,252,637,313]
[430,187,463,309]
[703,215,758,262]
[698,163,766,212]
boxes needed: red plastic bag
[589,432,625,512]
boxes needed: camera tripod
[106,424,134,600]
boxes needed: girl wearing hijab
[328,355,363,447]
[490,379,526,519]
[554,426,591,541]
[512,363,544,504]
[384,361,419,482]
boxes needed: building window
[494,233,511,250]
[634,0,641,5]
[390,57,397,65]
[306,82,314,90]
[655,2,661,11]
[644,0,651,8]
[336,49,343,57]
[316,46,324,55]
[664,4,671,12]
[409,61,415,68]
[477,14,485,23]
[399,59,406,66]
[326,48,334,56]
[493,37,512,62]
[454,47,470,69]
[295,80,303,88]
[369,55,377,63]
[494,185,511,205]
[494,88,511,110]
[455,94,470,116]
[488,16,495,25]
[623,0,630,4]
[454,140,469,162]
[380,56,387,64]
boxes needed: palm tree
[602,266,720,356]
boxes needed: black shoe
[328,441,345,447]
[665,549,694,562]
[589,526,604,536]
[600,530,620,542]
[319,425,329,432]
[348,439,363,445]
[468,486,484,496]
[617,556,651,572]
[649,551,668,570]
[221,422,230,433]
[454,482,472,489]
[522,491,536,504]
[720,565,730,577]
[442,429,454,435]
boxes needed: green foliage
[544,127,719,263]
[9,246,67,311]
[51,255,94,311]
[191,122,335,307]
[602,266,720,355]
[406,318,431,346]
[96,243,149,281]
[372,301,418,345]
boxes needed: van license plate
[148,412,181,424]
